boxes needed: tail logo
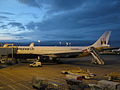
[101,38,106,45]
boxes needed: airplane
[13,31,111,64]
[112,48,120,54]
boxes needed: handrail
[90,47,104,65]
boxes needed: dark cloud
[42,32,85,40]
[22,0,120,16]
[27,12,120,32]
[0,22,26,32]
[0,25,7,29]
[0,32,12,35]
[25,0,120,40]
[0,16,8,19]
[0,12,15,15]
[1,0,120,40]
[26,21,37,30]
[17,0,85,11]
[18,0,40,8]
[8,22,25,30]
[45,0,85,11]
[47,0,120,18]
[20,13,39,19]
[32,14,39,19]
[41,0,120,39]
[8,22,22,26]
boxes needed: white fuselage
[16,31,111,56]
[17,46,87,55]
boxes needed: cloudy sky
[0,0,120,41]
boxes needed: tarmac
[0,55,120,90]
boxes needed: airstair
[89,47,104,65]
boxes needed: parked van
[30,61,42,67]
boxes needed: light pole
[69,43,71,46]
[38,40,41,46]
[66,42,68,46]
[59,41,61,46]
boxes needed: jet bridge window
[24,48,29,50]
[18,48,23,50]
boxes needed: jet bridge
[89,47,104,65]
[0,46,17,64]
